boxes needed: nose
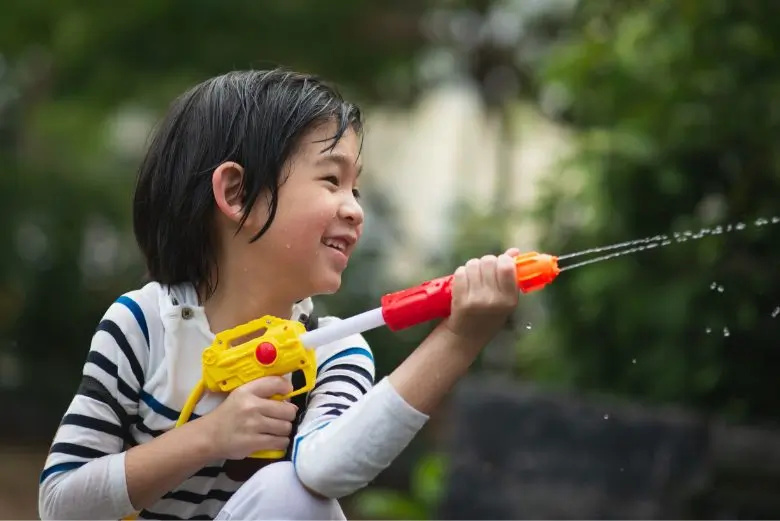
[339,196,364,226]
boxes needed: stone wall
[438,376,780,519]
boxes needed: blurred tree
[526,0,780,425]
[0,60,140,440]
[412,0,575,376]
[0,0,443,440]
[0,0,431,107]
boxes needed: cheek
[270,208,333,247]
[354,221,365,241]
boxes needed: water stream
[558,216,779,272]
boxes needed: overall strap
[283,311,318,460]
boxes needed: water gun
[175,251,560,458]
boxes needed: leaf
[410,452,447,508]
[350,489,429,520]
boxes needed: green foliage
[0,0,430,108]
[525,0,780,423]
[350,452,447,520]
[439,200,508,266]
[0,1,440,423]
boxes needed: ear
[212,162,245,224]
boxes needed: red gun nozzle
[514,252,560,293]
[380,250,561,331]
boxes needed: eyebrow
[317,153,363,178]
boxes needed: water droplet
[772,307,779,318]
[525,323,532,330]
[755,217,769,226]
[772,216,780,224]
[717,285,724,293]
[710,282,717,290]
[705,327,712,334]
[631,358,636,364]
[723,327,730,337]
[603,414,609,420]
[735,222,746,230]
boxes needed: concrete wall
[439,376,780,519]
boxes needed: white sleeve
[40,453,132,520]
[38,294,151,520]
[291,318,429,498]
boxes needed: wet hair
[132,68,363,298]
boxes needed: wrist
[184,415,221,462]
[438,320,492,354]
[434,322,487,361]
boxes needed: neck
[200,273,296,336]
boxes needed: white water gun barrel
[299,307,386,348]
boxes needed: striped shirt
[39,281,427,520]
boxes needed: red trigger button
[255,342,277,365]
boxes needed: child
[38,69,522,520]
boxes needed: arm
[385,323,481,413]
[292,318,482,498]
[122,417,219,509]
[39,295,147,520]
[38,294,219,519]
[41,417,219,519]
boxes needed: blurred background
[2,0,780,518]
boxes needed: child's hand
[202,376,298,460]
[443,247,521,345]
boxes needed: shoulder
[313,315,375,374]
[97,281,167,350]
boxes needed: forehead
[298,121,362,168]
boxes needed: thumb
[241,376,294,398]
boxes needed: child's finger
[465,258,482,289]
[504,247,520,258]
[478,255,499,291]
[497,254,518,294]
[452,265,468,301]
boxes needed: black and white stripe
[39,283,377,520]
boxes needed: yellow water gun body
[176,316,317,458]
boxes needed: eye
[323,175,339,186]
[352,188,361,199]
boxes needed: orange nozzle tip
[513,251,561,292]
[514,251,559,269]
[533,253,560,278]
[542,254,561,275]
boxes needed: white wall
[361,84,575,281]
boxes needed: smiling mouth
[322,238,348,253]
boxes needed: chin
[312,273,343,296]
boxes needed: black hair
[132,68,364,299]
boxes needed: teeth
[323,238,346,251]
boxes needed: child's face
[240,121,365,301]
